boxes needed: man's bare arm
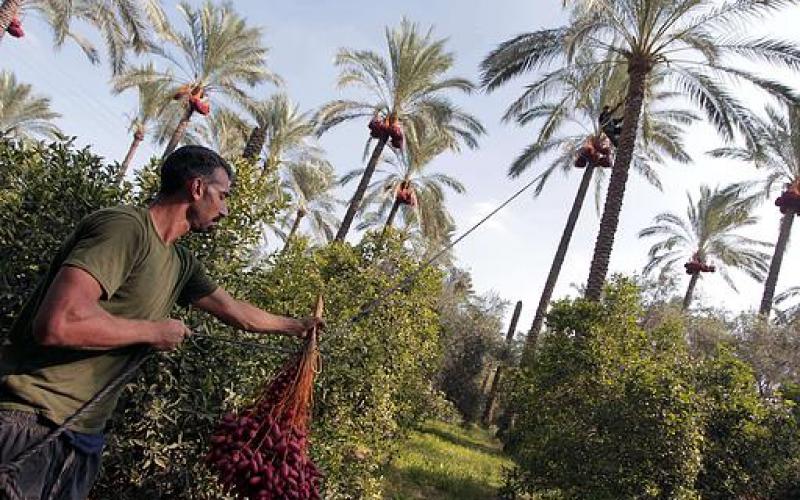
[191,288,315,338]
[32,266,190,350]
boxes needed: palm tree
[709,104,800,316]
[113,1,279,159]
[1,0,169,74]
[481,0,800,301]
[241,94,319,174]
[277,161,339,250]
[350,135,465,245]
[184,107,250,160]
[0,70,60,141]
[500,53,696,339]
[118,65,171,180]
[316,18,485,242]
[639,184,772,310]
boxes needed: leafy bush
[501,278,800,499]
[0,138,128,333]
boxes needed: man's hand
[292,316,325,339]
[151,319,192,350]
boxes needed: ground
[383,420,514,499]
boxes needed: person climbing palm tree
[481,0,800,301]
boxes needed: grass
[383,420,515,499]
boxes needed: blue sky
[3,1,799,332]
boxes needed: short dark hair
[159,145,233,195]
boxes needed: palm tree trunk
[759,211,795,316]
[162,106,193,159]
[335,136,389,242]
[482,300,522,425]
[529,166,595,343]
[282,210,304,252]
[384,198,402,232]
[0,0,22,41]
[243,126,265,161]
[683,273,700,310]
[585,63,650,300]
[118,133,143,182]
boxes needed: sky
[3,0,800,333]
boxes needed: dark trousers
[0,411,100,500]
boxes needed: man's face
[187,167,231,233]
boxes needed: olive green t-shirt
[0,206,218,433]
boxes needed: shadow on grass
[385,464,498,500]
[418,423,504,458]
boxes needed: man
[598,103,624,147]
[0,145,318,499]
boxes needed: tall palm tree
[277,161,339,250]
[350,135,465,245]
[1,0,169,74]
[241,94,319,174]
[183,107,250,160]
[117,65,171,180]
[113,1,279,159]
[0,70,60,140]
[502,53,696,339]
[709,104,800,316]
[316,18,485,242]
[481,0,800,301]
[639,184,772,310]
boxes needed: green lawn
[383,421,515,499]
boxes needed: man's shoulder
[80,206,148,232]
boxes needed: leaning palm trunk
[383,197,402,232]
[530,165,596,341]
[683,272,700,310]
[162,106,194,159]
[282,210,304,252]
[242,126,265,161]
[759,211,795,315]
[482,300,522,426]
[0,0,22,41]
[585,64,649,300]
[335,136,389,241]
[118,131,144,182]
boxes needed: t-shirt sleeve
[178,254,218,306]
[62,211,145,299]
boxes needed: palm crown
[0,71,61,141]
[112,1,279,157]
[639,184,772,293]
[316,18,484,241]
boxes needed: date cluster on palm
[173,84,211,115]
[574,134,613,169]
[775,183,800,215]
[684,258,715,275]
[396,180,417,207]
[206,299,323,500]
[368,115,404,149]
[6,17,24,38]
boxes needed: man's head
[159,145,233,232]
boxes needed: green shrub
[0,138,128,333]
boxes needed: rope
[351,170,547,322]
[0,348,151,499]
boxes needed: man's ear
[188,177,204,201]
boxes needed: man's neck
[148,197,191,245]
